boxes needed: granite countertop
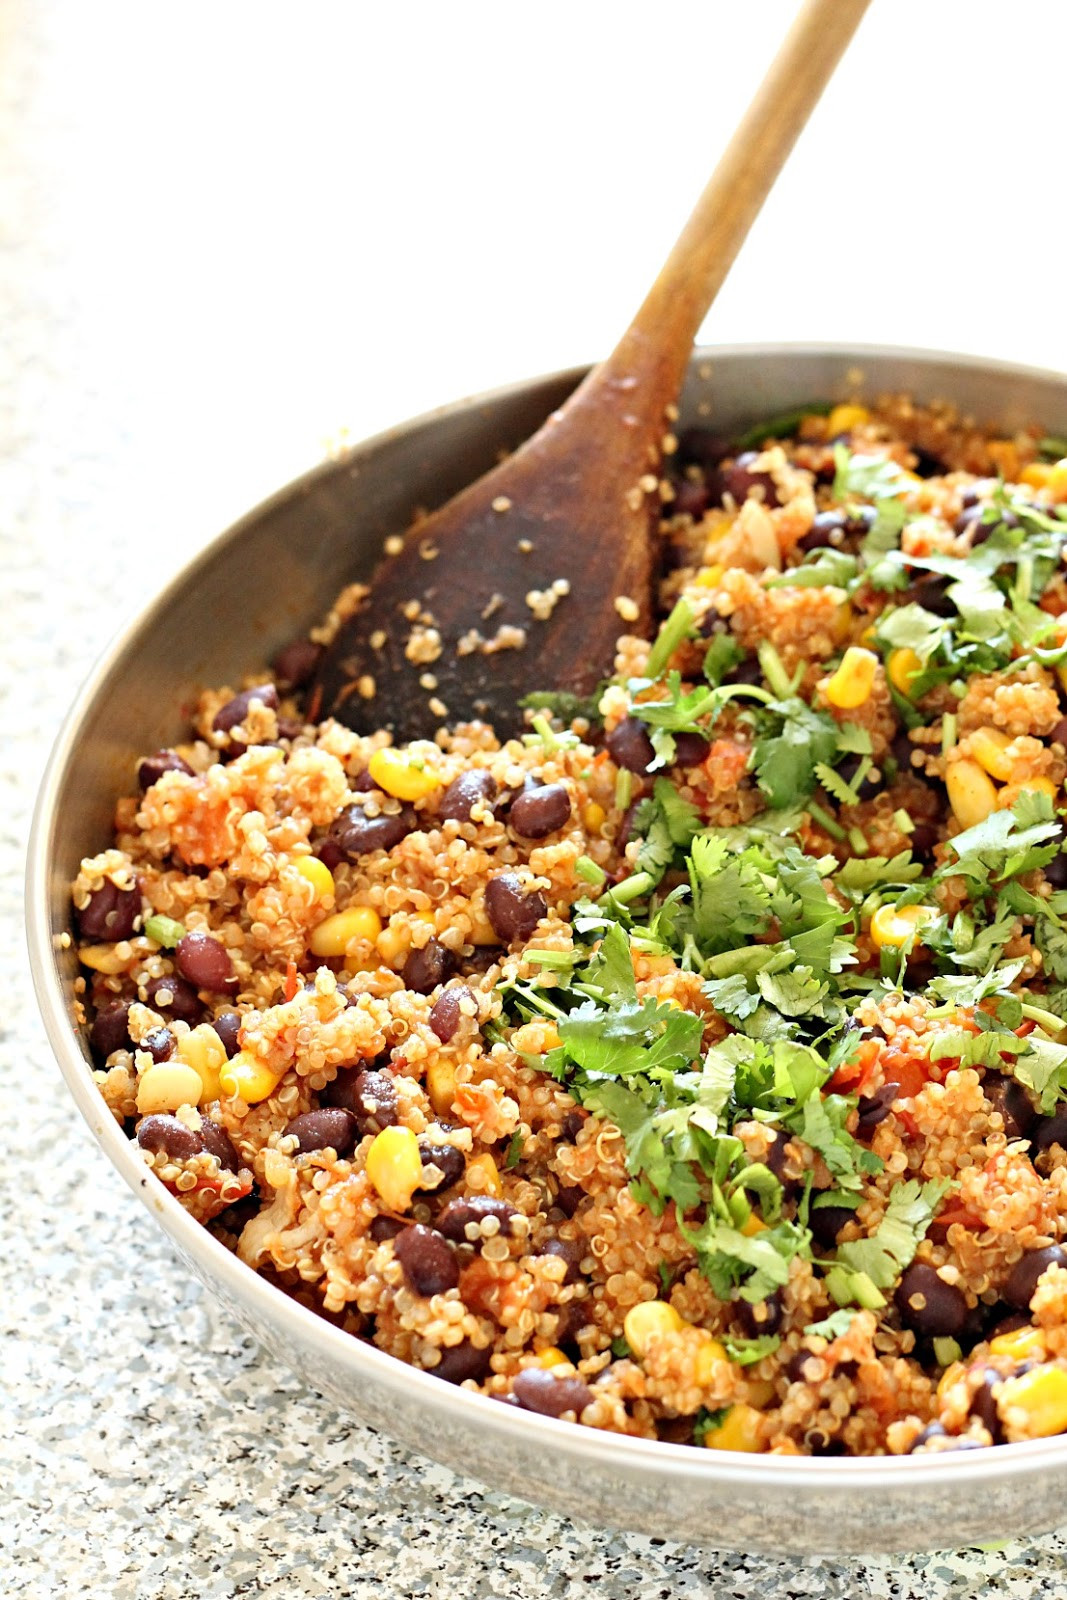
[8,2,1067,1595]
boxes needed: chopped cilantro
[645,599,697,680]
[803,1307,857,1340]
[827,1178,953,1307]
[751,698,841,809]
[504,1129,525,1168]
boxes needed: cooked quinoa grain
[74,396,1067,1455]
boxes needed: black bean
[272,637,323,692]
[145,974,203,1026]
[199,1118,239,1172]
[796,507,873,552]
[512,1367,592,1418]
[555,1184,585,1218]
[432,1339,492,1384]
[325,802,417,860]
[809,1205,855,1250]
[969,1369,1005,1444]
[283,1107,359,1156]
[723,654,764,688]
[909,823,939,862]
[717,451,780,508]
[276,716,305,741]
[509,783,572,839]
[1031,1113,1067,1161]
[735,1289,784,1338]
[1044,823,1067,888]
[656,1415,698,1444]
[370,1215,406,1242]
[672,479,710,519]
[605,717,656,775]
[857,1082,899,1134]
[437,1195,518,1240]
[137,749,194,790]
[671,732,710,768]
[484,874,546,943]
[986,1309,1031,1341]
[907,573,956,618]
[908,1421,947,1452]
[212,1011,242,1058]
[890,730,918,774]
[393,1224,459,1297]
[438,770,498,823]
[1052,719,1067,749]
[142,1027,175,1063]
[894,1262,969,1337]
[677,427,729,469]
[77,880,142,941]
[326,1068,397,1135]
[1003,1245,1067,1310]
[784,1347,818,1384]
[428,985,471,1043]
[175,931,237,993]
[615,802,642,851]
[402,939,456,995]
[559,1110,584,1143]
[540,1236,584,1285]
[911,449,946,479]
[982,1070,1035,1140]
[90,1000,133,1060]
[136,1114,204,1162]
[212,683,279,735]
[417,1142,465,1192]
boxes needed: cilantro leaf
[752,698,841,810]
[830,1178,953,1299]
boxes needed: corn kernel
[469,909,500,946]
[467,1152,503,1198]
[294,855,335,902]
[825,647,878,710]
[365,1125,424,1211]
[968,726,1014,782]
[987,439,1020,481]
[426,1058,457,1118]
[947,758,1000,829]
[1021,462,1053,491]
[887,647,923,699]
[694,563,726,588]
[997,1363,1067,1437]
[375,920,410,967]
[536,1347,570,1369]
[624,1300,685,1358]
[309,905,383,959]
[989,1326,1047,1362]
[740,1214,767,1237]
[583,801,607,832]
[79,942,133,974]
[826,403,869,436]
[693,1333,729,1386]
[936,1361,965,1403]
[831,601,853,645]
[997,776,1057,811]
[219,1051,284,1104]
[368,746,443,802]
[869,902,935,951]
[136,1061,205,1116]
[702,1402,764,1452]
[176,1023,227,1101]
[747,1377,776,1408]
[1048,460,1067,502]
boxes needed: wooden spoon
[313,0,871,742]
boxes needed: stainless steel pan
[28,345,1067,1554]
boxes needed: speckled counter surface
[7,4,1067,1597]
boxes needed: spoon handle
[577,0,873,407]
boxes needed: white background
[15,0,1067,553]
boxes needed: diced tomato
[704,739,749,793]
[284,958,299,1002]
[828,1038,880,1094]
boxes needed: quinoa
[73,395,1067,1456]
